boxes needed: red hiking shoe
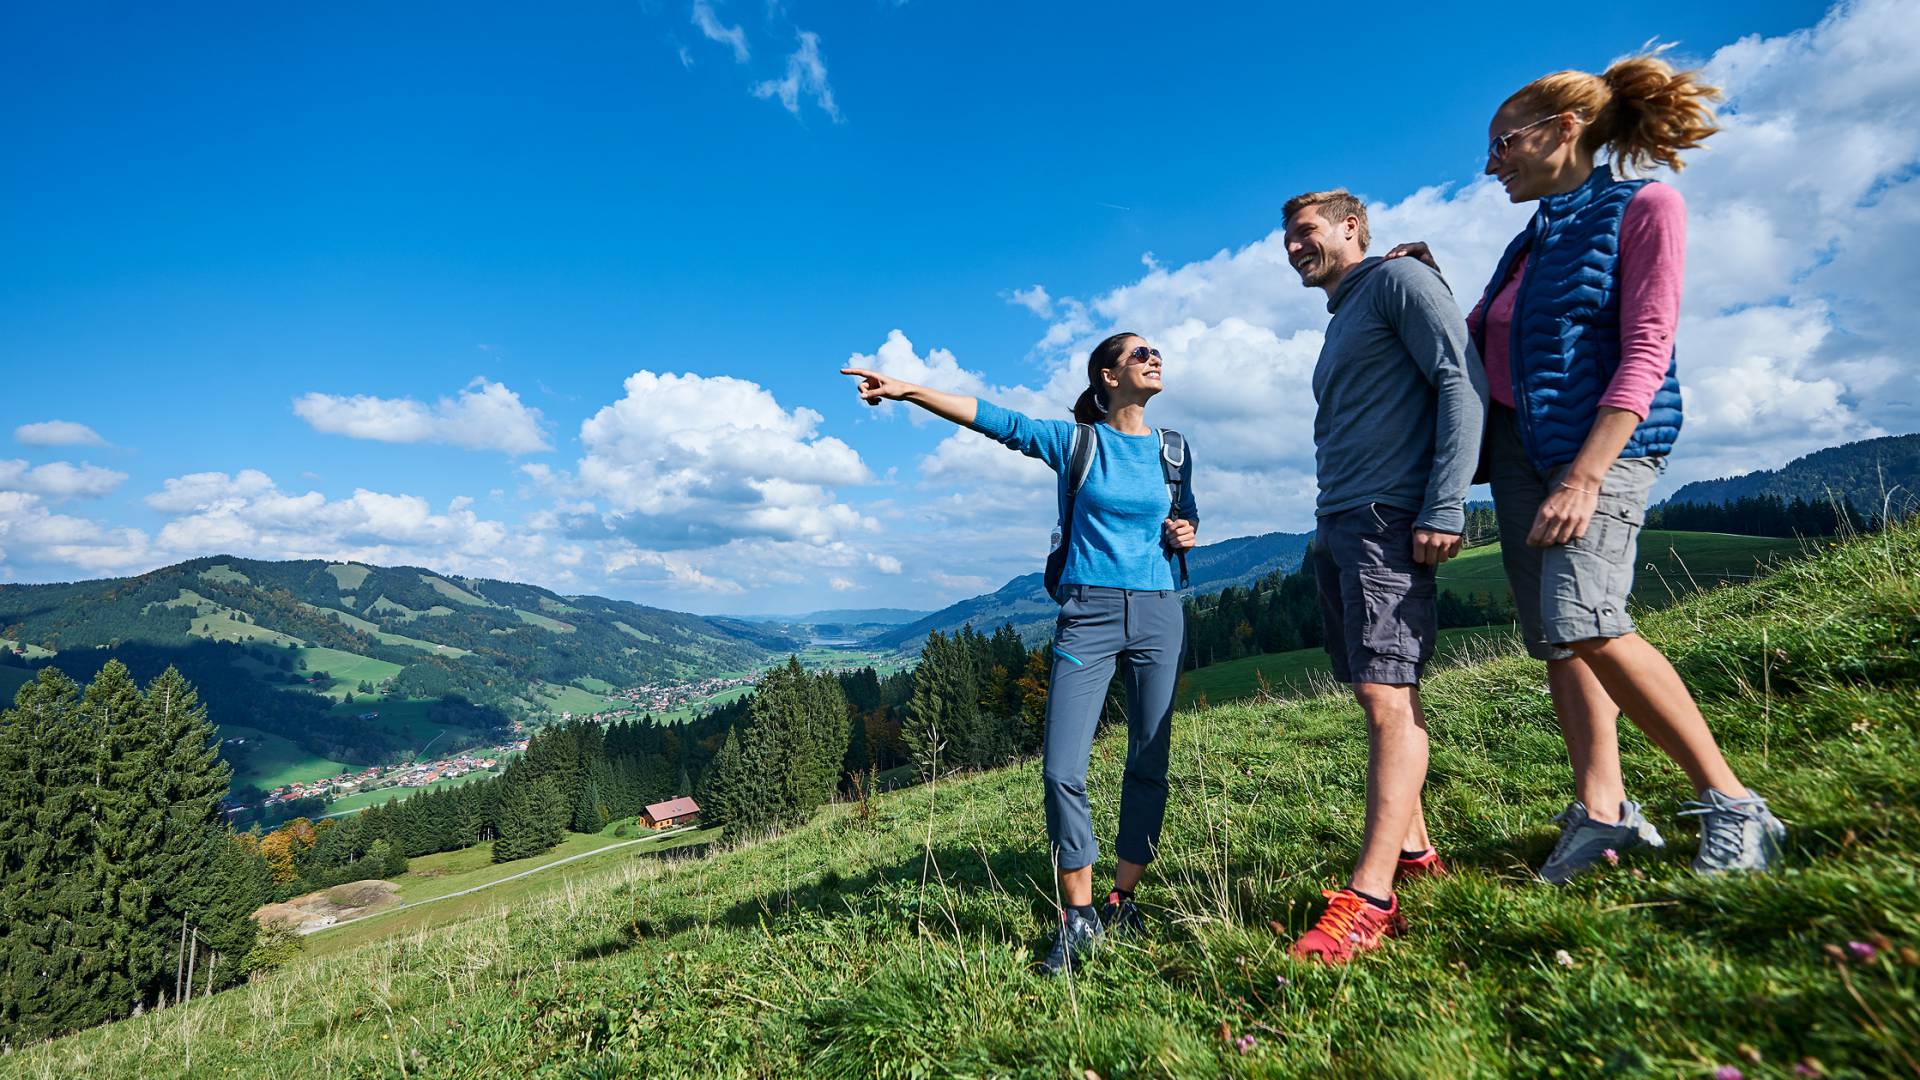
[1289,889,1404,963]
[1396,848,1448,882]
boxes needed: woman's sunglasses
[1486,113,1564,163]
[1120,345,1162,366]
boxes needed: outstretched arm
[842,367,977,426]
[843,367,1075,468]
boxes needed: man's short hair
[1283,189,1370,252]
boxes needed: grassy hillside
[1176,532,1803,710]
[14,525,1919,1078]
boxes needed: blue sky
[4,0,1914,614]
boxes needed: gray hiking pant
[1043,585,1184,872]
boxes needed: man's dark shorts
[1314,503,1438,686]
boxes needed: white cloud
[573,370,874,550]
[691,0,749,63]
[0,459,128,500]
[292,378,551,455]
[752,30,840,122]
[0,491,150,573]
[15,420,107,447]
[1006,285,1053,318]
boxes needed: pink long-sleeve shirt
[1471,180,1686,419]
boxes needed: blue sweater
[970,400,1199,592]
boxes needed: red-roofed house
[641,796,701,830]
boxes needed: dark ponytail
[1073,332,1137,425]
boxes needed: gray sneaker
[1538,800,1666,885]
[1679,788,1786,874]
[1038,907,1103,976]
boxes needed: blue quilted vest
[1470,167,1684,470]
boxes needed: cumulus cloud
[1006,285,1054,318]
[0,491,150,573]
[691,0,749,63]
[572,370,874,550]
[14,420,107,447]
[292,378,551,455]
[0,459,129,500]
[752,30,841,122]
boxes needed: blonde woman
[1396,53,1786,883]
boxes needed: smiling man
[1280,188,1487,963]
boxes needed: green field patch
[612,620,658,643]
[538,596,581,614]
[197,563,250,585]
[325,563,371,591]
[162,589,305,647]
[0,636,56,660]
[1437,530,1802,605]
[366,595,456,621]
[218,724,349,791]
[532,681,624,716]
[513,608,576,633]
[294,647,404,698]
[299,603,469,658]
[418,573,495,607]
[299,601,381,634]
[572,676,617,693]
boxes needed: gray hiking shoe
[1538,800,1666,885]
[1679,788,1786,874]
[1038,907,1103,976]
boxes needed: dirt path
[303,827,692,935]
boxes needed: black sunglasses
[1121,345,1162,366]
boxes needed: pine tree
[0,669,98,1042]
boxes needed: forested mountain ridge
[872,529,1314,651]
[1662,431,1920,514]
[0,557,796,796]
[0,554,790,689]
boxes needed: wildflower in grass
[1603,848,1619,866]
[1236,1034,1257,1054]
[1714,1067,1744,1080]
[1553,949,1574,967]
[1275,975,1290,988]
[1847,940,1877,962]
[1821,943,1848,963]
[1898,946,1920,967]
[1793,1059,1826,1077]
[1738,1044,1762,1064]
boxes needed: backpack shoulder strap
[1158,429,1186,476]
[1065,424,1097,496]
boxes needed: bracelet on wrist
[1557,482,1600,496]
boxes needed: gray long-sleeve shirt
[1311,256,1487,534]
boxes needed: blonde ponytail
[1504,49,1722,174]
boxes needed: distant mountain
[872,530,1314,652]
[1663,433,1920,515]
[730,608,930,626]
[0,556,797,794]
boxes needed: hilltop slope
[14,523,1919,1078]
[1664,431,1920,514]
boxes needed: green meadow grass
[11,525,1918,1079]
[1438,531,1801,606]
[219,724,351,791]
